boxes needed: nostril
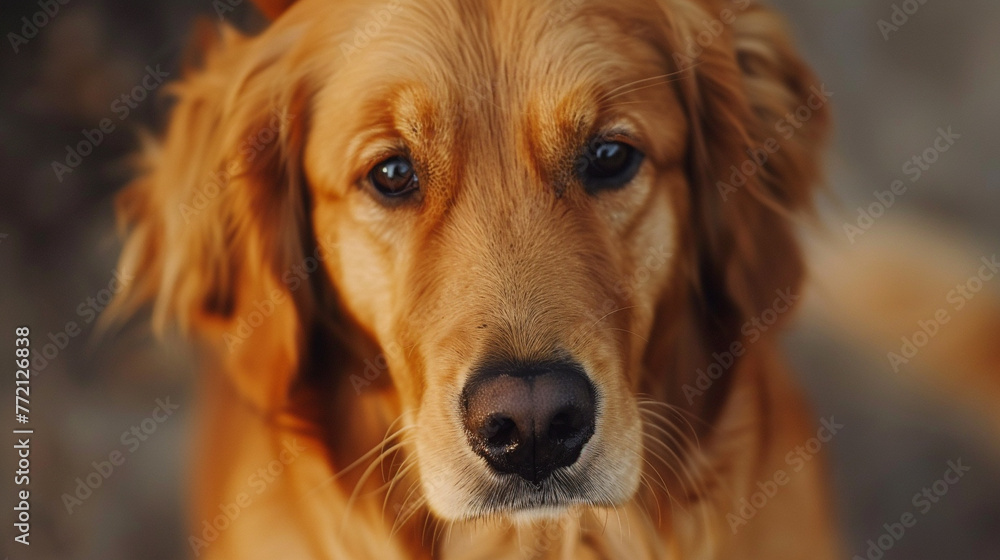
[548,409,579,442]
[481,415,519,448]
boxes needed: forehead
[342,0,669,90]
[306,0,684,190]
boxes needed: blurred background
[1,0,997,558]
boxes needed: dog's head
[116,0,827,522]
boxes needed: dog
[112,0,844,557]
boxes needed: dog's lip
[469,491,613,519]
[462,465,611,518]
[500,472,550,493]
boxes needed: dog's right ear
[112,22,321,412]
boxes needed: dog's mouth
[463,454,617,519]
[442,429,638,521]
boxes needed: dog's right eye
[368,156,419,198]
[577,139,644,194]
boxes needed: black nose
[462,360,596,483]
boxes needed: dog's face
[116,0,827,526]
[305,0,692,519]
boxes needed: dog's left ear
[113,23,320,413]
[668,1,831,346]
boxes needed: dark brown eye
[368,156,418,197]
[577,140,643,192]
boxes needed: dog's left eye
[577,140,644,193]
[368,156,419,198]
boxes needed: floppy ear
[114,23,318,412]
[653,1,830,411]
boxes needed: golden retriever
[113,0,845,557]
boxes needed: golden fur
[114,0,844,557]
